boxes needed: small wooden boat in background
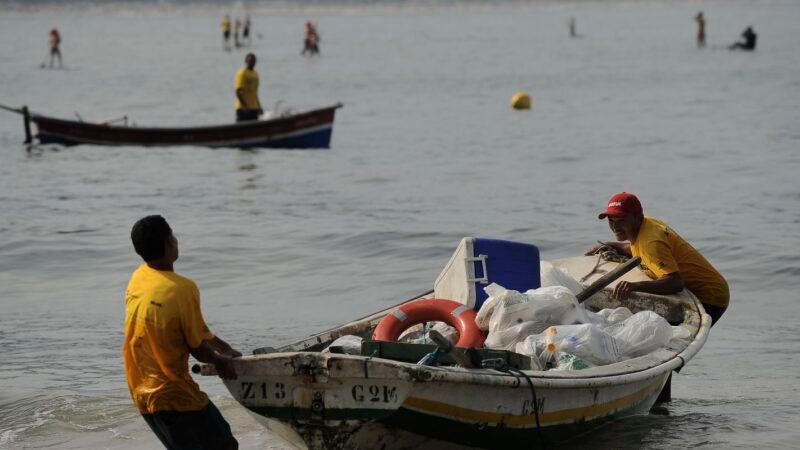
[1,103,342,149]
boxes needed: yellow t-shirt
[123,264,215,414]
[631,216,729,307]
[234,67,260,111]
[222,18,230,32]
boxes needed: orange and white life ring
[372,298,485,348]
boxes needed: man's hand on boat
[190,336,241,380]
[612,280,639,300]
[212,355,238,380]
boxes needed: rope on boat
[580,243,631,282]
[482,361,547,449]
[363,349,377,379]
[508,367,546,449]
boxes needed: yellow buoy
[511,92,532,110]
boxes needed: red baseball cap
[598,192,643,219]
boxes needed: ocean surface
[1,0,799,448]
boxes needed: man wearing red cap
[587,192,729,325]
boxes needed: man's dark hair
[131,215,172,262]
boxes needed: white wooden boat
[197,255,710,449]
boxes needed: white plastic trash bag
[555,352,594,371]
[515,334,542,358]
[599,307,633,325]
[484,320,550,350]
[540,261,584,296]
[476,283,526,331]
[671,325,691,341]
[515,333,573,371]
[479,283,581,353]
[322,335,363,355]
[522,286,581,325]
[606,311,673,358]
[545,324,621,365]
[576,306,609,327]
[487,291,537,333]
[481,284,580,335]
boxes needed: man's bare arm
[612,272,684,300]
[211,336,242,358]
[236,88,249,110]
[190,339,238,380]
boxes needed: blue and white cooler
[433,237,541,311]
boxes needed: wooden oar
[576,256,641,303]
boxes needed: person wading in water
[694,12,706,48]
[123,215,241,450]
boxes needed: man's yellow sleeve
[180,283,215,349]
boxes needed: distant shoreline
[0,0,626,16]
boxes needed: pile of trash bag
[480,262,688,371]
[322,262,691,372]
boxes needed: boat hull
[31,104,341,149]
[223,351,673,449]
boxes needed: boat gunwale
[236,303,710,388]
[242,256,712,387]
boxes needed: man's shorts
[142,400,237,450]
[236,109,260,122]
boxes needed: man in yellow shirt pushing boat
[586,192,729,325]
[234,53,263,122]
[123,215,241,449]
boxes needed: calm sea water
[1,0,799,448]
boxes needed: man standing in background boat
[585,192,729,325]
[123,215,241,450]
[235,53,263,122]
